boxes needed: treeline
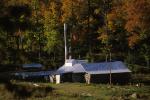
[0,0,150,70]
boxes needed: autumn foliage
[0,0,150,68]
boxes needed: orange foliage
[61,0,87,22]
[128,33,140,48]
[98,33,108,44]
[124,0,150,32]
[109,0,150,48]
[61,0,73,22]
[107,1,125,31]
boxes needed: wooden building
[57,59,131,84]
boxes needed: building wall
[60,73,85,83]
[61,73,73,82]
[72,73,85,83]
[60,72,131,84]
[90,72,131,84]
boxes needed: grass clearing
[50,83,150,100]
[0,81,149,100]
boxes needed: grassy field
[0,81,150,100]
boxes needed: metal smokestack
[64,23,67,62]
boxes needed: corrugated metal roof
[57,61,131,74]
[88,69,131,74]
[57,63,86,74]
[13,71,55,77]
[72,64,86,73]
[57,65,74,73]
[22,63,43,68]
[82,61,129,72]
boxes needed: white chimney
[64,23,67,63]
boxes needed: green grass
[49,83,150,100]
[0,81,149,100]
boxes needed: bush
[0,81,53,100]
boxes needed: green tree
[43,1,63,68]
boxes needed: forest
[0,0,150,72]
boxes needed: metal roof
[13,71,55,77]
[57,65,74,73]
[57,61,131,74]
[22,63,43,68]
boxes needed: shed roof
[57,61,131,74]
[22,63,43,68]
[13,70,55,77]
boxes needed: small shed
[57,59,131,84]
[13,70,56,82]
